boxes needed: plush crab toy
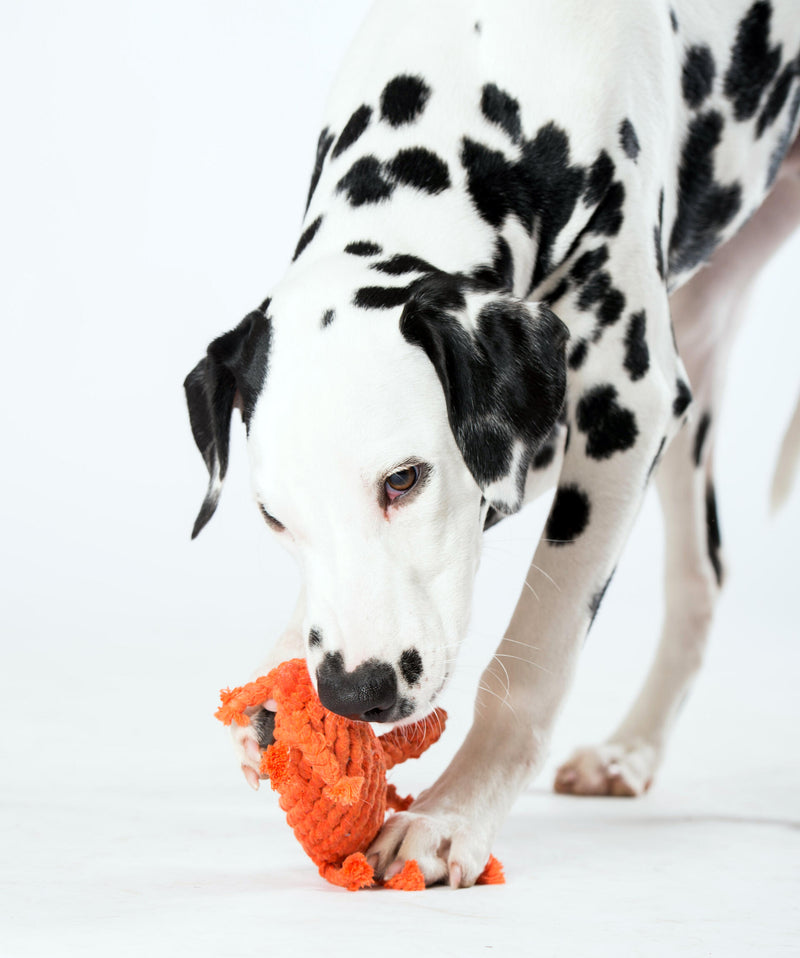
[215,658,504,890]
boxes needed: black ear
[183,309,272,538]
[400,274,568,514]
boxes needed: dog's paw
[231,704,276,791]
[366,807,492,888]
[554,741,657,797]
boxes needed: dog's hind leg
[555,153,800,797]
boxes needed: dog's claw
[383,860,403,881]
[244,737,262,764]
[242,764,260,791]
[449,863,463,889]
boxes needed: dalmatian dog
[185,0,800,887]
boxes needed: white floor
[2,2,799,955]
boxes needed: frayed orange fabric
[476,855,505,885]
[215,658,504,891]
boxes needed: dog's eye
[385,466,419,501]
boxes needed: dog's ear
[400,274,568,514]
[184,309,272,538]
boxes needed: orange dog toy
[215,658,504,890]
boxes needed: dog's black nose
[316,651,398,722]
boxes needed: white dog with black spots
[185,0,800,887]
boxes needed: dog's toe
[554,742,656,797]
[367,809,490,888]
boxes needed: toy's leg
[554,166,800,796]
[232,587,306,789]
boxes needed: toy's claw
[242,765,260,791]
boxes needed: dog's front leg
[231,587,306,789]
[370,273,683,886]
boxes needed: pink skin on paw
[244,737,261,764]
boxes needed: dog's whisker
[521,578,540,601]
[477,681,516,716]
[498,635,543,652]
[493,651,552,675]
[528,562,561,592]
[489,654,511,697]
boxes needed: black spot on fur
[321,309,335,328]
[400,273,568,507]
[623,310,650,381]
[545,484,591,545]
[525,125,586,286]
[380,75,431,127]
[670,8,679,32]
[475,21,482,34]
[345,240,382,256]
[654,189,665,280]
[250,709,276,749]
[673,378,693,417]
[481,83,522,142]
[460,122,585,289]
[306,128,334,212]
[568,339,588,370]
[588,572,614,627]
[682,45,716,108]
[331,105,372,158]
[586,180,625,237]
[619,119,640,159]
[706,482,724,585]
[571,246,609,283]
[532,442,556,470]
[399,648,423,685]
[386,147,451,194]
[575,270,625,327]
[597,287,626,326]
[576,384,638,460]
[372,254,438,275]
[354,285,412,309]
[577,271,611,311]
[694,411,712,465]
[396,698,415,720]
[668,111,742,276]
[471,236,515,292]
[460,138,515,228]
[757,56,799,138]
[308,628,322,648]
[724,1,781,121]
[337,156,395,206]
[292,215,322,261]
[584,151,615,207]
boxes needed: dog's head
[185,269,567,723]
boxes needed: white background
[1,2,798,956]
